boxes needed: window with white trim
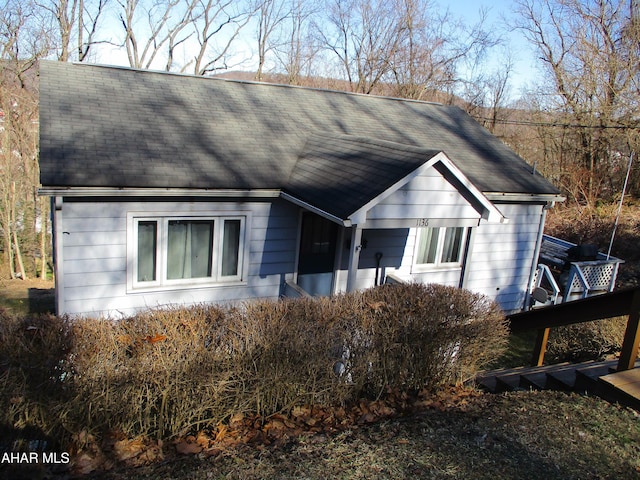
[133,215,245,288]
[414,226,466,267]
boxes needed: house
[38,61,564,318]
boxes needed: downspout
[52,196,65,316]
[524,202,552,310]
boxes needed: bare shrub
[231,297,355,415]
[545,203,640,261]
[1,284,508,448]
[352,284,509,394]
[64,305,239,439]
[0,309,72,448]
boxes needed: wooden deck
[599,367,640,410]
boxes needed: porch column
[346,225,363,292]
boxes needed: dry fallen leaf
[175,440,203,455]
[145,334,167,344]
[72,453,101,476]
[113,438,146,461]
[196,431,211,448]
[229,412,245,429]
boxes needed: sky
[446,0,540,95]
[93,0,539,99]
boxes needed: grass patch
[490,330,539,369]
[86,391,640,480]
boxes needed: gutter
[523,201,554,310]
[484,192,566,203]
[38,187,281,198]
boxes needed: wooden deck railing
[507,287,640,371]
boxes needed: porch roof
[283,134,441,221]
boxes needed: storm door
[297,212,339,296]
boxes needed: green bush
[0,284,507,447]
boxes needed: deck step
[574,360,618,393]
[519,371,549,390]
[474,359,640,410]
[545,363,583,390]
[476,363,571,393]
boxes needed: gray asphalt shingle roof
[286,134,442,219]
[39,61,561,211]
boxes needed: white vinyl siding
[335,203,547,314]
[57,199,299,318]
[54,194,545,317]
[464,203,546,313]
[365,170,481,223]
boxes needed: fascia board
[432,153,508,224]
[280,192,352,226]
[484,192,567,203]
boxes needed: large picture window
[415,226,466,268]
[132,215,245,288]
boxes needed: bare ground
[0,277,55,315]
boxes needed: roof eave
[38,187,282,198]
[483,192,566,203]
[280,191,352,227]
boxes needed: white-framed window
[414,226,466,268]
[131,214,246,289]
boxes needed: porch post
[617,288,640,371]
[346,225,363,292]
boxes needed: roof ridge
[55,60,446,107]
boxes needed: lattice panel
[569,263,615,291]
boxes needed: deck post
[531,327,550,367]
[617,289,640,371]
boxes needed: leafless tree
[253,0,289,80]
[37,0,109,62]
[389,1,498,102]
[515,0,640,204]
[0,1,46,279]
[189,0,255,75]
[318,0,406,94]
[468,52,515,133]
[116,0,196,70]
[0,0,51,85]
[273,0,320,85]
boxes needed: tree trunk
[12,227,27,280]
[3,224,15,280]
[10,182,27,280]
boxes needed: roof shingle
[38,61,561,199]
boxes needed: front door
[297,212,338,296]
